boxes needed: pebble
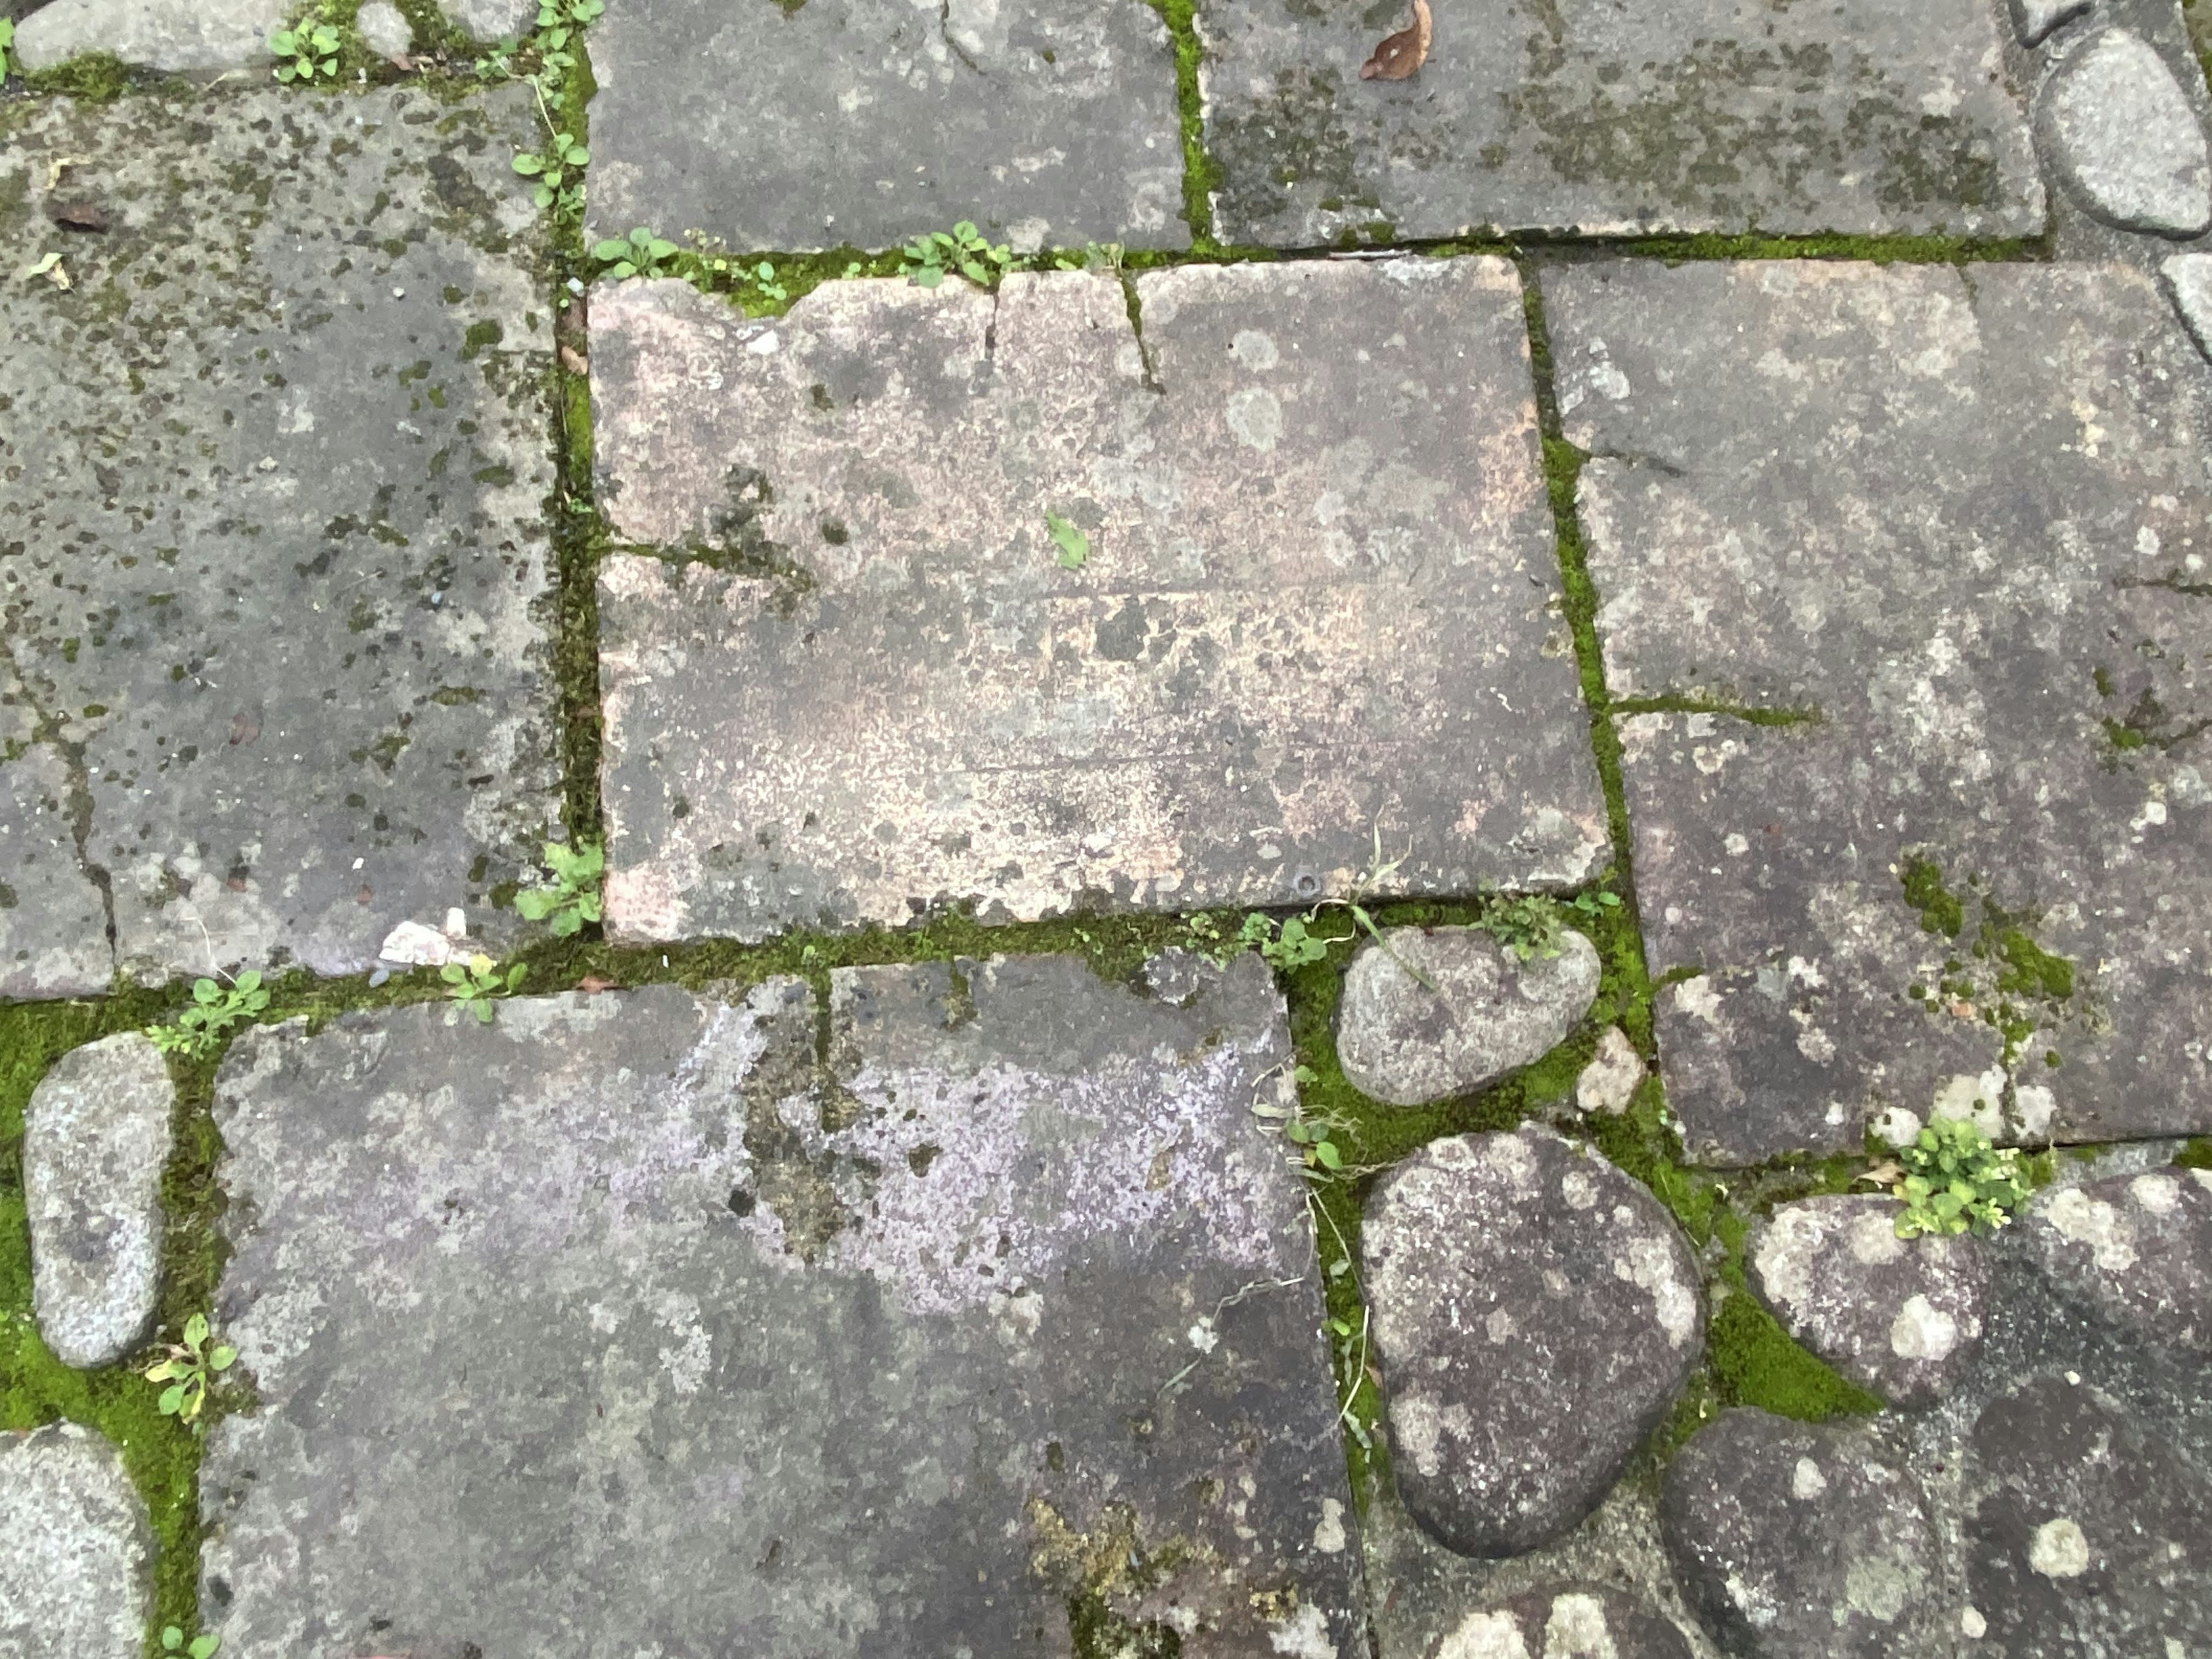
[2044,28,2212,236]
[355,0,413,58]
[2163,253,2212,361]
[2021,1164,2212,1355]
[1574,1025,1646,1114]
[0,1423,151,1659]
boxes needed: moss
[1899,854,1965,939]
[24,51,133,103]
[2176,1139,2212,1172]
[1604,230,2043,265]
[1141,0,1221,250]
[1703,1291,1883,1420]
[1993,926,2073,1003]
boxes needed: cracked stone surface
[1547,259,2212,1162]
[1361,1128,1701,1558]
[1335,925,1600,1106]
[0,89,562,995]
[586,0,1189,255]
[12,0,288,71]
[2041,27,2212,238]
[200,959,1362,1657]
[592,260,1603,942]
[0,1423,151,1659]
[2021,1164,2212,1355]
[25,1031,173,1369]
[1746,1194,1989,1407]
[1660,1410,1946,1658]
[1198,0,2045,247]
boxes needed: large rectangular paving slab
[0,88,561,991]
[588,0,1189,255]
[1199,0,2046,247]
[1546,260,2212,1162]
[200,958,1362,1657]
[592,259,1604,941]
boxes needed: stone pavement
[4,0,2212,1653]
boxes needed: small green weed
[902,222,1014,289]
[1043,511,1090,569]
[444,953,527,1023]
[143,1313,236,1425]
[593,229,677,281]
[1892,1117,2029,1238]
[513,839,604,937]
[268,21,340,80]
[160,1627,220,1659]
[1478,889,1619,962]
[1236,912,1339,971]
[146,971,268,1060]
[1251,1062,1350,1176]
[514,126,589,214]
[0,19,16,77]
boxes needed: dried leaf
[558,343,589,374]
[1858,1160,1906,1188]
[577,974,621,993]
[228,709,261,746]
[1359,0,1431,81]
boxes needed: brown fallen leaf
[48,201,109,233]
[577,974,622,994]
[1359,0,1431,81]
[558,343,589,375]
[228,709,262,747]
[1858,1160,1906,1188]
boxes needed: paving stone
[1362,1128,1701,1558]
[2041,27,2212,237]
[1746,1194,1988,1407]
[355,0,412,58]
[587,0,1187,255]
[0,690,112,999]
[593,260,1602,941]
[1423,1586,1694,1659]
[2009,0,2093,47]
[0,1423,151,1659]
[2165,251,2212,358]
[2021,1165,2212,1355]
[201,959,1362,1656]
[1336,926,1600,1107]
[1,89,562,991]
[1198,0,2044,248]
[1659,1409,1946,1658]
[12,0,287,71]
[1574,1025,1645,1115]
[1546,259,2212,1162]
[26,1033,173,1370]
[1962,1374,2212,1656]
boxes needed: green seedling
[144,1314,236,1424]
[1893,1116,2030,1238]
[1236,912,1336,971]
[269,21,340,81]
[1044,511,1089,569]
[0,18,16,77]
[1476,889,1615,963]
[514,839,604,937]
[1252,1063,1348,1176]
[444,953,526,1024]
[161,1627,219,1658]
[902,221,1014,289]
[593,228,677,280]
[514,129,588,212]
[147,971,269,1060]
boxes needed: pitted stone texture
[26,1033,174,1369]
[588,0,1186,254]
[1362,1128,1700,1558]
[1660,1410,1946,1658]
[1423,1586,1694,1659]
[0,691,111,999]
[1337,926,1600,1107]
[1745,1195,1988,1407]
[2043,28,2212,237]
[0,1423,151,1659]
[1574,1026,1645,1115]
[1963,1375,2212,1656]
[2009,0,2092,47]
[1198,0,2043,248]
[201,960,1362,1657]
[13,0,287,70]
[2166,252,2212,359]
[2022,1165,2212,1355]
[355,0,412,57]
[1547,260,2212,1162]
[593,262,1600,942]
[0,90,560,990]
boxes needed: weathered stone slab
[0,90,561,990]
[0,1423,151,1659]
[1547,260,2212,1161]
[26,1032,174,1369]
[13,0,287,71]
[1362,1128,1700,1558]
[1336,925,1599,1106]
[1423,1586,1694,1659]
[593,260,1602,941]
[2022,1165,2212,1355]
[588,0,1188,255]
[0,690,112,998]
[1747,1194,1988,1407]
[2041,26,2212,237]
[202,959,1362,1656]
[1198,0,2045,247]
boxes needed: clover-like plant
[902,221,1015,289]
[444,953,527,1024]
[592,228,677,281]
[1893,1116,2030,1238]
[145,1314,236,1424]
[161,1626,219,1659]
[147,971,270,1060]
[514,130,589,212]
[514,839,603,937]
[269,21,340,81]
